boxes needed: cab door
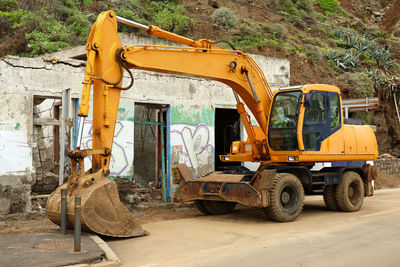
[302,91,328,151]
[302,91,343,153]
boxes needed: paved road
[107,189,400,267]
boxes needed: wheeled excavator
[46,10,378,237]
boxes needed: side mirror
[304,93,312,108]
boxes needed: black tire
[195,200,237,215]
[336,171,364,212]
[194,200,211,215]
[265,173,305,222]
[323,185,338,211]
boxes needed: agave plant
[327,49,360,72]
[339,50,360,71]
[365,68,386,85]
[334,30,345,39]
[346,32,359,49]
[327,50,338,61]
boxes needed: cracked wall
[0,33,290,208]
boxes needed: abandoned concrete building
[0,34,290,215]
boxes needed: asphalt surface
[0,231,105,267]
[107,188,400,267]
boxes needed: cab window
[304,93,325,124]
[330,93,341,129]
[268,91,302,151]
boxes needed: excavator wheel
[194,200,212,215]
[265,173,304,222]
[46,170,146,238]
[323,185,338,211]
[194,200,237,215]
[335,171,364,212]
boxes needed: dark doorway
[214,108,241,170]
[134,103,168,187]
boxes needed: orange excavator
[47,10,378,237]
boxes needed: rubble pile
[114,178,162,209]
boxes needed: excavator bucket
[46,172,145,238]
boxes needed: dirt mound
[374,170,400,189]
[381,0,400,33]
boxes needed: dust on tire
[323,184,338,211]
[195,200,236,215]
[335,171,364,212]
[265,173,305,222]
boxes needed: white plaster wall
[171,124,215,174]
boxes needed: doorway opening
[133,103,168,188]
[32,95,74,193]
[214,108,241,171]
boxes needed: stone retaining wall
[375,158,400,177]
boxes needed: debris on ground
[114,178,163,210]
[375,170,400,189]
[378,153,396,159]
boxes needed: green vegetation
[144,1,193,35]
[211,7,238,29]
[316,0,339,14]
[339,72,375,98]
[231,23,269,50]
[328,30,394,72]
[0,0,194,57]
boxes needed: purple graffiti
[172,124,212,169]
[81,119,130,176]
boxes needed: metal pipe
[74,196,81,252]
[245,72,259,103]
[161,121,166,202]
[76,117,85,149]
[116,16,150,31]
[232,90,240,104]
[60,189,67,235]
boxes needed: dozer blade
[46,175,146,238]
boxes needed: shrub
[230,23,272,50]
[316,0,339,13]
[278,0,295,9]
[0,0,17,11]
[145,1,194,34]
[339,72,375,98]
[65,12,91,43]
[288,16,307,30]
[305,44,323,61]
[295,0,314,14]
[265,0,279,9]
[273,24,288,39]
[211,7,238,29]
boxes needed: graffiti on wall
[0,130,31,175]
[171,123,214,171]
[80,119,134,177]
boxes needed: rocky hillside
[1,0,400,155]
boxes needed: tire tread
[265,173,305,222]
